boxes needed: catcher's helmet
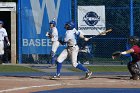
[128,36,140,45]
[49,20,56,26]
[65,21,75,30]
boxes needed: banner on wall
[19,0,71,54]
[78,6,106,35]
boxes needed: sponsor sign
[78,6,106,35]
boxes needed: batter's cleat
[50,75,60,80]
[84,71,92,79]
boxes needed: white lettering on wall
[30,0,61,34]
[22,39,51,46]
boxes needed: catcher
[112,36,140,80]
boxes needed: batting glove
[84,38,90,41]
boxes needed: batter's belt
[68,44,77,47]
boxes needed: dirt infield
[0,75,140,93]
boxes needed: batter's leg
[70,46,92,79]
[56,49,68,76]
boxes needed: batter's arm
[79,33,90,41]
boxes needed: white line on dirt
[0,83,62,93]
[0,79,138,93]
[0,78,40,81]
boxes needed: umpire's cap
[49,20,56,26]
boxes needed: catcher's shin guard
[127,62,140,76]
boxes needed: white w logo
[30,0,61,34]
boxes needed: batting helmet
[0,20,4,25]
[49,20,56,26]
[65,21,75,30]
[128,36,140,45]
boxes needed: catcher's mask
[128,36,140,45]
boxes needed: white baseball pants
[57,45,79,67]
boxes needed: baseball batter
[46,20,59,68]
[0,20,10,61]
[113,36,140,80]
[51,21,92,79]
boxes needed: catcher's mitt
[112,51,121,59]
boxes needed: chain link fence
[21,0,140,66]
[75,0,140,65]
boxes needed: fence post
[18,0,22,64]
[74,0,77,29]
[130,0,134,36]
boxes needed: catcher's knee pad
[127,62,140,75]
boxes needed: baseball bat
[89,29,112,39]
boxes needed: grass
[68,66,128,72]
[0,65,42,72]
[0,65,128,73]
